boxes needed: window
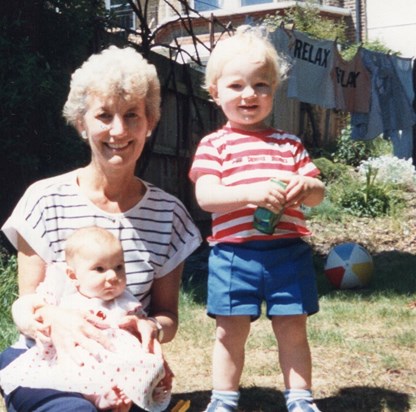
[193,0,275,12]
[105,0,136,30]
[194,0,220,12]
[242,0,273,5]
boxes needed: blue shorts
[207,238,319,319]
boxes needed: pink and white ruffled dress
[0,265,171,412]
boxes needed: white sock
[284,388,314,404]
[212,390,240,407]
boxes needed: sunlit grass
[1,242,415,411]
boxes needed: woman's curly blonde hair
[63,46,161,131]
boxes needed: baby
[0,226,172,412]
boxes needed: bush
[332,125,393,168]
[333,125,374,167]
[313,157,350,183]
[338,184,396,217]
[311,153,410,221]
[0,253,18,312]
[0,253,19,349]
[326,162,405,218]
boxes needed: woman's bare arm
[15,234,110,361]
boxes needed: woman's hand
[158,357,174,392]
[11,294,49,340]
[117,315,174,394]
[117,315,162,354]
[36,305,112,365]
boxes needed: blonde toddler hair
[205,26,283,92]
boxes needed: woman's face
[81,95,149,170]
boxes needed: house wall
[366,0,416,57]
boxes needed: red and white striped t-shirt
[189,124,320,245]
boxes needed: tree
[263,1,348,43]
[0,1,109,225]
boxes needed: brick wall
[342,0,367,43]
[317,0,367,43]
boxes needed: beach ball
[324,242,374,289]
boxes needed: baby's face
[72,242,126,301]
[211,57,275,131]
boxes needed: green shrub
[331,166,405,218]
[312,157,407,220]
[332,125,393,168]
[333,125,374,167]
[338,184,393,217]
[304,199,343,222]
[313,157,350,183]
[0,253,18,349]
[0,254,18,311]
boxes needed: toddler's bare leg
[212,315,251,391]
[272,314,312,389]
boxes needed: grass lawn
[163,241,416,412]
[1,216,415,412]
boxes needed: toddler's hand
[250,179,287,213]
[283,175,316,207]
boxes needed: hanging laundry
[331,46,371,113]
[351,49,416,141]
[390,55,415,104]
[270,27,336,109]
[388,55,415,159]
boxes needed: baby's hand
[159,358,174,391]
[86,385,132,411]
[84,310,113,330]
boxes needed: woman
[0,46,202,411]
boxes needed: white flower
[358,155,416,187]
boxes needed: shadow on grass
[170,386,412,412]
[315,249,416,297]
[319,386,412,412]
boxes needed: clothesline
[270,26,416,159]
[278,21,416,60]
